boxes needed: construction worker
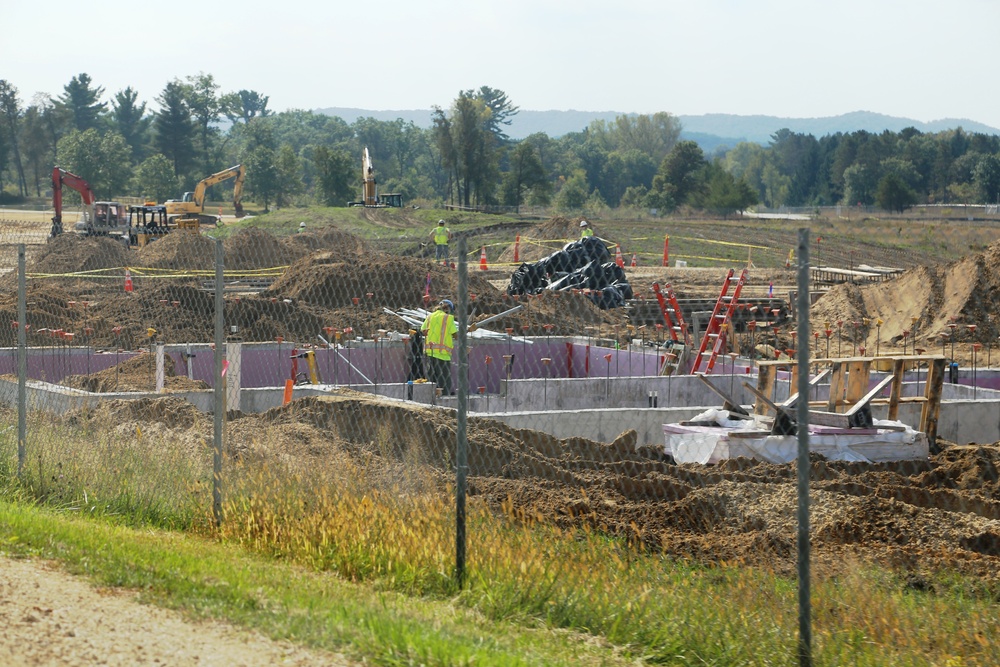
[579,220,594,238]
[431,220,451,263]
[421,299,457,394]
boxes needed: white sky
[4,0,999,129]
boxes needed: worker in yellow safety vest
[579,220,594,238]
[421,299,457,394]
[431,220,451,263]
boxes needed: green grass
[0,501,632,667]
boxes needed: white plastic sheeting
[664,414,927,465]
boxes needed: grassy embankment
[215,206,1000,271]
[0,409,998,666]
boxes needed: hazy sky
[5,0,999,129]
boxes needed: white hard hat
[438,219,445,225]
[299,221,306,227]
[580,220,588,227]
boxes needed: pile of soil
[810,240,1000,361]
[262,251,499,310]
[280,226,372,259]
[136,231,216,270]
[29,235,131,275]
[60,351,209,393]
[223,227,306,270]
[63,392,1000,585]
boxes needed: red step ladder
[689,268,748,374]
[651,282,691,346]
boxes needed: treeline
[0,74,998,215]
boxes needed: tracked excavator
[50,166,127,238]
[347,147,403,208]
[164,164,246,229]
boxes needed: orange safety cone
[479,246,488,271]
[630,253,637,268]
[513,235,520,263]
[614,244,624,268]
[124,268,133,293]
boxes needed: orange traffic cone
[124,268,133,293]
[630,253,637,267]
[615,244,624,268]
[479,246,488,271]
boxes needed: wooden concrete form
[753,354,945,443]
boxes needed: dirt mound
[263,252,499,310]
[223,227,307,270]
[497,217,591,264]
[810,242,1000,359]
[61,349,209,393]
[0,282,80,346]
[29,234,131,275]
[136,232,216,271]
[80,395,206,430]
[280,226,371,260]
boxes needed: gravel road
[0,556,352,666]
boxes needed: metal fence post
[17,244,26,478]
[213,239,225,527]
[795,228,812,667]
[456,236,469,587]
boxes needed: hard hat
[440,299,454,310]
[299,222,306,228]
[580,220,588,227]
[438,219,445,225]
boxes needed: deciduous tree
[876,172,918,213]
[56,129,132,199]
[432,93,497,207]
[313,145,354,206]
[501,141,547,211]
[134,154,178,203]
[973,154,1000,204]
[652,140,706,207]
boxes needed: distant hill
[315,107,1000,149]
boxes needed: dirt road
[0,555,351,666]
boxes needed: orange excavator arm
[51,166,96,236]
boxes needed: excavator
[50,166,127,238]
[348,147,403,208]
[164,164,246,229]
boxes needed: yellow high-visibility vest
[434,227,450,245]
[580,228,594,238]
[421,310,455,360]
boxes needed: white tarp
[664,417,926,465]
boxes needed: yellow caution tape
[27,265,290,279]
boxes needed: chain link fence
[1,217,999,665]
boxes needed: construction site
[0,206,999,592]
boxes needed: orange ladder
[689,268,748,374]
[651,282,691,346]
